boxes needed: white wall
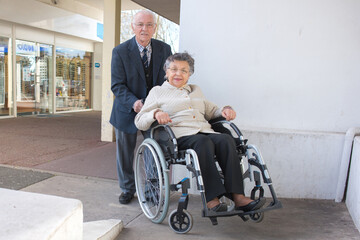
[180,0,360,133]
[179,0,360,199]
[346,137,360,231]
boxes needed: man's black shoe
[119,192,134,204]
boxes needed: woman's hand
[154,110,172,124]
[222,108,236,121]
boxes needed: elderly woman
[135,52,265,212]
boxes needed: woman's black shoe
[235,198,266,212]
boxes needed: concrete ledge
[346,137,360,232]
[172,129,344,199]
[0,188,83,240]
[83,219,123,240]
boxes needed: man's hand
[133,99,144,113]
[222,108,236,121]
[154,110,172,124]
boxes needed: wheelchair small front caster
[249,212,264,223]
[168,209,193,234]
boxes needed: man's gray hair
[132,10,157,24]
[163,52,195,75]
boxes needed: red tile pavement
[0,111,145,180]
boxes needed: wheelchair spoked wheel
[249,212,264,223]
[134,138,170,224]
[168,209,193,234]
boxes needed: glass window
[55,47,92,111]
[0,37,12,117]
[15,40,53,115]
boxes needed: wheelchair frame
[134,117,282,234]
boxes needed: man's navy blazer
[110,37,172,134]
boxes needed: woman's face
[166,60,191,88]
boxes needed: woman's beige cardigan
[134,81,223,139]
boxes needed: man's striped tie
[142,48,148,68]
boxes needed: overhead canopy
[36,0,180,24]
[130,0,180,24]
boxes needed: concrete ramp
[0,188,83,240]
[83,219,123,240]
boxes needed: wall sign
[17,42,36,54]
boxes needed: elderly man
[110,10,172,204]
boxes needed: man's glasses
[168,68,190,75]
[134,23,155,29]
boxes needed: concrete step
[83,219,123,240]
[0,188,83,240]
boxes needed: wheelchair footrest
[239,215,249,222]
[209,217,218,225]
[203,199,282,218]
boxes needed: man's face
[132,13,156,47]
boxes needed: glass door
[0,36,11,117]
[16,40,52,115]
[0,43,5,109]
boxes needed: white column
[12,25,17,116]
[92,42,103,111]
[101,0,121,142]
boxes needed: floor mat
[0,166,54,190]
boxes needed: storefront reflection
[56,47,92,111]
[16,40,52,115]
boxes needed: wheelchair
[134,117,282,234]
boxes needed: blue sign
[95,63,101,68]
[17,43,36,54]
[0,46,8,53]
[17,44,35,52]
[97,22,104,40]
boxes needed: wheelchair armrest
[209,117,246,143]
[210,118,247,155]
[208,116,226,125]
[150,123,176,140]
[150,123,179,159]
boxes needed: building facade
[0,23,97,117]
[0,0,102,117]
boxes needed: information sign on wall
[16,42,36,55]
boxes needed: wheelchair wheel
[134,138,170,224]
[249,212,264,223]
[168,209,193,234]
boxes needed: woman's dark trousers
[177,133,245,202]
